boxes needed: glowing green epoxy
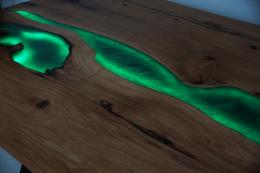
[0,24,70,73]
[12,11,260,143]
[0,36,21,45]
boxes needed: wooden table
[0,0,259,172]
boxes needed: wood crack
[99,100,212,167]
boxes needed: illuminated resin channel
[2,11,260,144]
[0,24,70,73]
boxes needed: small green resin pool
[0,24,70,73]
[1,11,260,144]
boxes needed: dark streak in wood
[64,0,96,11]
[99,100,200,161]
[122,3,128,7]
[32,73,47,79]
[202,22,223,30]
[64,0,80,4]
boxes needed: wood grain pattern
[0,0,260,172]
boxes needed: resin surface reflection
[5,11,260,144]
[0,24,70,73]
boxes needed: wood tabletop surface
[0,0,260,172]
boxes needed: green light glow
[5,11,260,143]
[0,24,70,73]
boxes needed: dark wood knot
[249,45,258,50]
[203,56,216,61]
[36,100,50,109]
[100,100,113,112]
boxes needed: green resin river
[0,24,70,73]
[0,10,259,144]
